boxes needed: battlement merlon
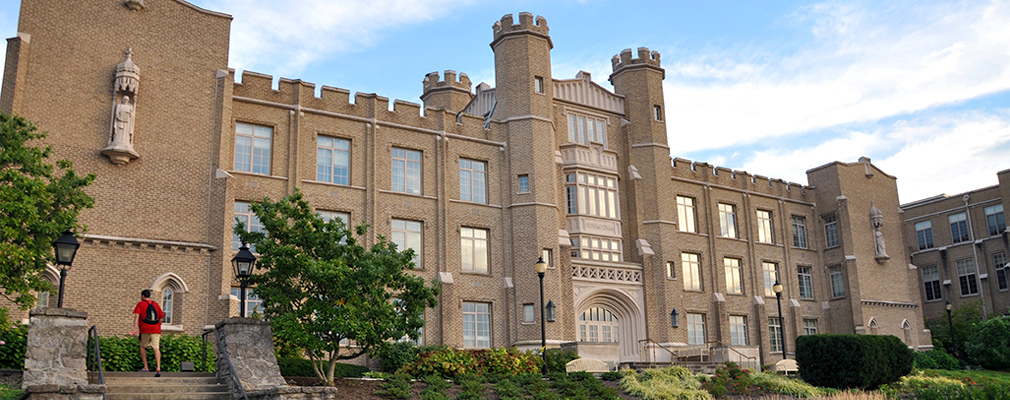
[610,47,663,78]
[491,12,552,49]
[422,70,473,96]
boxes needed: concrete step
[106,393,230,400]
[103,376,221,386]
[106,384,228,394]
[96,372,230,400]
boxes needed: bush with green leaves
[796,334,912,389]
[543,348,579,374]
[92,334,215,372]
[276,357,368,378]
[699,362,754,397]
[964,316,1010,370]
[0,384,21,400]
[620,366,711,400]
[913,348,961,371]
[376,373,413,399]
[0,325,27,369]
[399,347,539,378]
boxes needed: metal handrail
[713,341,759,369]
[216,328,249,400]
[638,338,679,364]
[86,325,107,400]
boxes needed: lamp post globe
[535,256,547,375]
[52,229,80,308]
[772,280,786,359]
[232,242,257,317]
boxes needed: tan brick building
[3,0,933,367]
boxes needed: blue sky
[2,0,1008,202]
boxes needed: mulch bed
[285,377,645,400]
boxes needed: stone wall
[22,308,105,400]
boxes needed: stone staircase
[620,360,722,375]
[94,372,230,400]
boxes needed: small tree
[0,113,95,309]
[235,191,439,385]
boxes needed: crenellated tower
[420,70,472,112]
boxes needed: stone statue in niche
[101,49,141,165]
[870,202,890,263]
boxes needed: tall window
[231,288,262,318]
[666,261,676,279]
[234,123,272,175]
[523,304,535,323]
[564,172,619,219]
[534,76,544,94]
[829,266,845,298]
[719,203,737,238]
[797,266,813,300]
[542,249,553,269]
[34,290,50,311]
[682,253,702,291]
[824,215,839,247]
[768,317,783,353]
[949,213,969,243]
[567,114,607,145]
[985,205,1005,236]
[653,105,663,121]
[729,316,747,346]
[792,216,807,248]
[687,313,705,345]
[233,201,264,251]
[570,236,621,262]
[162,288,174,325]
[757,210,774,243]
[724,258,743,294]
[802,319,818,335]
[762,262,779,297]
[459,159,487,203]
[391,148,421,195]
[460,227,489,274]
[677,196,697,233]
[579,307,619,343]
[462,302,491,348]
[994,252,1007,291]
[922,265,942,301]
[518,175,530,193]
[316,136,350,185]
[956,259,979,296]
[915,221,934,250]
[391,219,422,268]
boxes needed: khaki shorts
[139,333,161,350]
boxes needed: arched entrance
[574,287,645,363]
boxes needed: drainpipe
[964,194,987,318]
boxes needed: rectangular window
[317,211,349,224]
[985,205,1005,236]
[534,76,544,94]
[915,221,934,250]
[682,253,702,291]
[570,236,622,262]
[462,302,491,348]
[724,257,743,294]
[687,313,705,345]
[729,316,747,346]
[922,265,942,301]
[565,172,619,219]
[518,174,530,193]
[461,227,489,274]
[994,252,1008,291]
[235,123,272,175]
[956,259,979,296]
[231,288,262,319]
[459,159,487,203]
[316,136,350,185]
[653,105,663,121]
[757,210,774,243]
[391,219,422,268]
[666,261,676,279]
[949,213,969,243]
[824,215,839,247]
[719,203,738,238]
[797,266,813,300]
[567,113,608,145]
[391,148,421,195]
[829,265,845,298]
[763,262,779,297]
[802,319,817,335]
[233,201,264,251]
[677,196,697,233]
[768,317,783,353]
[523,304,535,323]
[792,216,807,248]
[542,249,553,269]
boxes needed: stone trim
[84,234,216,253]
[860,299,919,309]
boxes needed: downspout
[964,194,987,318]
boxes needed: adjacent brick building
[3,0,937,367]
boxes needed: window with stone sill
[915,221,934,250]
[949,213,969,244]
[792,216,807,248]
[459,158,487,204]
[462,301,491,348]
[316,136,350,185]
[762,262,779,297]
[682,252,702,291]
[724,257,743,295]
[677,196,697,233]
[567,113,607,146]
[956,258,979,296]
[235,123,272,175]
[570,235,621,262]
[824,215,839,248]
[392,147,422,195]
[922,265,942,301]
[719,203,738,238]
[757,210,774,243]
[994,252,1008,291]
[233,201,264,252]
[392,219,422,269]
[985,204,1005,236]
[565,171,619,219]
[461,227,490,274]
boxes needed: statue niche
[101,49,140,165]
[870,202,890,263]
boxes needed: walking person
[129,289,165,376]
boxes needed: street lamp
[773,280,786,359]
[670,309,680,328]
[232,242,257,317]
[946,301,957,356]
[535,256,548,375]
[545,300,556,322]
[52,229,80,308]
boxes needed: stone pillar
[22,308,104,399]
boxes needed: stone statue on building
[101,49,141,165]
[870,202,890,262]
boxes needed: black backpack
[142,301,160,325]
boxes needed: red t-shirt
[133,300,165,334]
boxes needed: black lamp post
[773,280,786,359]
[52,229,80,308]
[232,242,257,317]
[535,256,548,375]
[946,301,957,356]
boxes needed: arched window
[579,307,619,343]
[868,318,879,335]
[162,288,174,324]
[902,320,912,345]
[150,273,189,328]
[34,266,60,311]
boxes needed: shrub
[749,372,825,398]
[376,373,413,399]
[620,366,711,400]
[796,334,912,389]
[95,334,215,372]
[543,348,579,374]
[701,362,755,397]
[964,316,1010,370]
[913,348,961,371]
[601,371,622,381]
[399,347,539,378]
[276,357,369,378]
[376,341,419,373]
[0,325,27,369]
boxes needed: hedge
[399,347,540,378]
[94,334,215,372]
[796,334,912,389]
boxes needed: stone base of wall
[249,386,338,400]
[22,384,106,400]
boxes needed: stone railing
[572,263,642,284]
[559,143,618,172]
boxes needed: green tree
[926,299,984,357]
[0,113,95,309]
[235,191,439,385]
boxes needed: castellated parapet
[423,70,472,94]
[672,157,814,202]
[492,12,550,46]
[611,47,661,73]
[421,70,473,112]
